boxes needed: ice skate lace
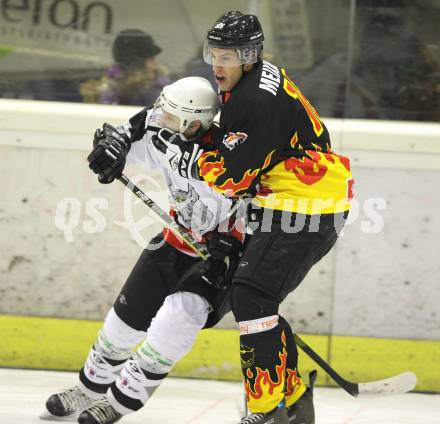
[58,386,93,412]
[87,399,121,423]
[241,413,266,424]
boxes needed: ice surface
[0,368,438,424]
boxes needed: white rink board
[0,369,439,424]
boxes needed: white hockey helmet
[157,77,219,133]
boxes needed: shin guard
[79,347,128,399]
[240,318,287,414]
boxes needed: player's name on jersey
[259,61,281,96]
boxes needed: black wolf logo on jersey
[222,132,248,151]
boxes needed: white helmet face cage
[157,77,219,133]
[203,39,261,66]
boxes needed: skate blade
[39,410,78,421]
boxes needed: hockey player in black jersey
[152,10,354,424]
[40,77,245,424]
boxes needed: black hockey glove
[151,128,201,180]
[87,123,131,184]
[200,232,242,289]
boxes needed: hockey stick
[117,173,210,260]
[119,173,417,397]
[293,333,417,397]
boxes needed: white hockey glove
[151,128,202,180]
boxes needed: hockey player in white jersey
[41,77,244,424]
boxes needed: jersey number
[282,69,323,137]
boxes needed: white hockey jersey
[121,107,239,256]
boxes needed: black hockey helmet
[112,29,162,68]
[204,10,264,66]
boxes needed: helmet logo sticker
[222,132,248,151]
[250,32,263,40]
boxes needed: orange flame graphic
[244,348,287,401]
[284,151,329,185]
[290,132,299,149]
[201,150,276,195]
[285,368,303,397]
[199,151,226,184]
[262,149,276,169]
[244,331,288,402]
[217,149,276,195]
[217,168,259,196]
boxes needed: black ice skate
[240,403,289,424]
[77,399,122,424]
[40,386,98,420]
[286,370,317,424]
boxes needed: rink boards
[0,314,439,393]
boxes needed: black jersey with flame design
[197,60,353,215]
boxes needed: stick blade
[357,371,417,397]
